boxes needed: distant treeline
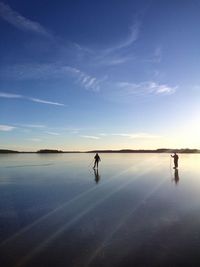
[88,149,200,153]
[0,149,19,153]
[37,149,63,153]
[1,148,200,154]
[36,149,80,153]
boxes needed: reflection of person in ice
[173,168,179,185]
[171,152,179,169]
[94,168,100,184]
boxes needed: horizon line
[0,148,200,153]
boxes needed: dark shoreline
[1,149,200,154]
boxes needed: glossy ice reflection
[1,153,200,267]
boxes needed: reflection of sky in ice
[0,153,200,267]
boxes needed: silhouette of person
[174,168,179,185]
[94,168,100,184]
[93,153,101,169]
[171,152,179,169]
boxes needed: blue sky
[0,0,200,151]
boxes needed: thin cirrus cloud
[1,64,66,80]
[0,92,65,106]
[100,55,135,66]
[0,0,136,70]
[0,124,16,131]
[104,21,140,54]
[111,133,160,139]
[0,92,22,98]
[29,97,64,106]
[73,21,140,67]
[0,3,103,92]
[15,124,46,128]
[80,135,100,140]
[77,20,140,54]
[117,81,177,96]
[76,18,141,68]
[64,66,101,91]
[98,133,107,136]
[0,1,51,37]
[1,64,101,92]
[144,46,162,63]
[46,132,60,136]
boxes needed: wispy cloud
[15,124,46,128]
[99,133,107,136]
[97,132,160,139]
[101,55,135,66]
[104,21,140,53]
[0,91,65,106]
[80,135,100,140]
[0,64,101,91]
[73,20,140,55]
[117,81,177,96]
[48,126,81,134]
[0,124,16,131]
[0,92,22,98]
[79,74,100,91]
[72,20,140,67]
[145,46,162,63]
[0,1,51,37]
[0,64,67,80]
[46,132,60,136]
[28,97,65,106]
[111,133,160,139]
[65,66,101,91]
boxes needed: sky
[0,0,200,151]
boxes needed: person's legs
[93,160,97,169]
[174,160,178,168]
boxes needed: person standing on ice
[93,153,101,169]
[171,152,179,169]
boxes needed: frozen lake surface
[1,153,200,267]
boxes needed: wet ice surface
[1,153,200,267]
